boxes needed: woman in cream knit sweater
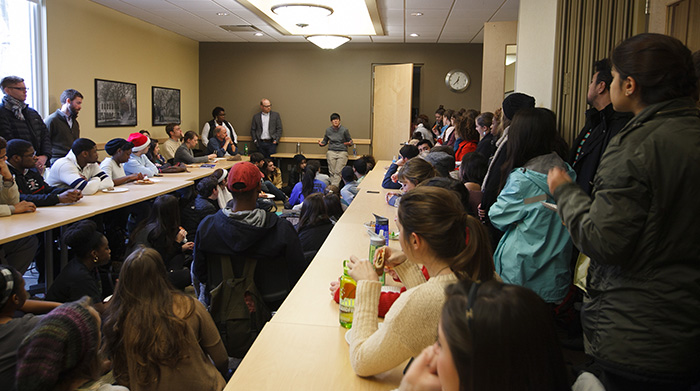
[346,186,495,376]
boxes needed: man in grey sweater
[318,112,352,187]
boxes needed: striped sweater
[47,150,113,195]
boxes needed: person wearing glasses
[201,106,238,149]
[250,98,283,158]
[0,76,52,173]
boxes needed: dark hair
[353,158,368,176]
[0,265,22,309]
[6,138,32,158]
[196,177,217,198]
[131,195,181,249]
[398,187,494,281]
[417,139,433,149]
[71,138,96,156]
[459,152,488,185]
[475,112,494,129]
[60,89,83,103]
[301,163,320,198]
[298,193,329,231]
[592,58,613,92]
[341,166,355,183]
[324,191,344,220]
[249,152,264,164]
[63,220,106,259]
[612,33,698,104]
[165,123,179,136]
[500,108,569,192]
[146,138,159,163]
[361,155,376,171]
[442,280,568,391]
[434,105,445,116]
[430,145,455,156]
[212,106,225,118]
[416,114,431,127]
[0,76,23,89]
[464,109,480,121]
[0,136,5,151]
[397,157,437,186]
[139,129,151,136]
[183,131,197,142]
[455,116,479,142]
[421,177,472,215]
[330,113,341,121]
[399,144,420,160]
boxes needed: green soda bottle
[244,143,249,156]
[339,260,356,329]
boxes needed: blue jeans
[257,141,277,158]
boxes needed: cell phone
[200,164,215,168]
[367,190,379,194]
[541,201,558,212]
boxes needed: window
[0,0,46,113]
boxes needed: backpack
[208,254,272,358]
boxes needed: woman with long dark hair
[488,107,573,304]
[103,247,227,391]
[346,186,495,377]
[548,33,700,390]
[129,194,192,289]
[296,193,333,253]
[288,162,326,206]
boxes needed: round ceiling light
[271,3,333,20]
[306,35,351,49]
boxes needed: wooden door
[371,63,413,161]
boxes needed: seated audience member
[417,139,432,154]
[413,114,433,142]
[16,298,126,391]
[421,177,473,216]
[424,148,455,177]
[282,154,306,196]
[146,138,187,174]
[397,280,568,391]
[340,166,357,207]
[175,131,216,165]
[6,139,82,206]
[249,152,287,202]
[201,106,237,148]
[130,194,192,290]
[103,247,227,391]
[139,129,151,137]
[262,158,282,189]
[207,125,237,157]
[361,155,376,171]
[346,187,495,376]
[324,188,344,220]
[489,108,573,304]
[385,157,437,207]
[181,176,220,242]
[432,105,446,138]
[46,220,111,313]
[47,138,114,195]
[212,169,232,209]
[454,115,479,162]
[123,132,159,177]
[307,159,330,187]
[100,138,143,186]
[382,144,419,190]
[459,152,488,216]
[0,265,61,388]
[193,161,306,310]
[161,123,182,162]
[289,161,327,206]
[297,193,334,253]
[475,112,496,160]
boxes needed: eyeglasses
[262,105,271,108]
[23,152,37,158]
[8,87,28,92]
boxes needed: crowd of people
[0,33,698,391]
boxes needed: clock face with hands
[445,69,470,92]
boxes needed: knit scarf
[2,94,27,121]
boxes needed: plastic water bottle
[244,143,248,156]
[369,233,386,285]
[353,143,357,156]
[339,260,356,329]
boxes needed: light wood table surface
[225,322,405,391]
[271,152,363,161]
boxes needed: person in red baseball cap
[123,132,158,177]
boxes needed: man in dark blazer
[250,98,282,158]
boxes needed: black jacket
[568,103,632,195]
[181,195,219,242]
[0,103,52,159]
[297,220,334,253]
[8,164,63,206]
[193,209,306,310]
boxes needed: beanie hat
[502,92,536,120]
[423,151,455,177]
[127,132,150,152]
[16,300,99,391]
[227,161,263,192]
[104,138,133,156]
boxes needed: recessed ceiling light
[409,33,419,37]
[216,12,228,16]
[410,12,423,16]
[254,32,264,36]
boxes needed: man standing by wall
[0,76,51,172]
[569,59,632,195]
[46,88,83,165]
[318,113,352,187]
[250,98,282,158]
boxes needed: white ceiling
[89,0,520,44]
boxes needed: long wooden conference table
[227,161,406,390]
[0,158,243,285]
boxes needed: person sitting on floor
[6,139,82,206]
[174,131,216,165]
[289,161,326,206]
[100,138,144,186]
[181,176,220,242]
[47,138,114,195]
[296,192,334,253]
[339,166,357,207]
[249,152,288,203]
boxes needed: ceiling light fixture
[410,12,423,16]
[306,34,351,49]
[271,3,333,21]
[254,32,264,36]
[409,33,419,37]
[216,12,228,16]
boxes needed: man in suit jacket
[250,98,282,158]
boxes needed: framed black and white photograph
[152,86,181,126]
[95,79,137,127]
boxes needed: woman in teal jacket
[488,108,574,303]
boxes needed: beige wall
[199,43,482,156]
[46,0,199,145]
[481,21,518,113]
